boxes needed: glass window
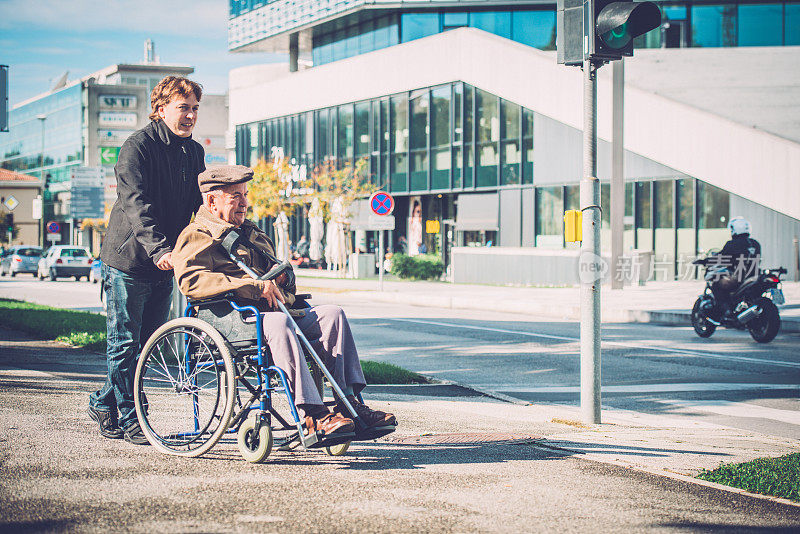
[354,102,370,157]
[317,110,329,162]
[501,100,519,140]
[401,13,439,43]
[453,83,463,144]
[636,181,652,250]
[663,5,687,20]
[476,89,498,187]
[522,109,534,184]
[431,86,450,148]
[390,95,408,192]
[332,28,346,60]
[345,24,359,58]
[565,185,580,211]
[691,5,737,47]
[464,85,474,188]
[512,11,556,50]
[697,180,729,253]
[337,104,354,165]
[788,4,800,45]
[443,12,468,29]
[654,180,674,228]
[359,18,375,54]
[676,178,696,271]
[676,178,694,229]
[470,12,512,39]
[738,4,782,46]
[409,90,429,191]
[697,181,729,229]
[535,186,563,247]
[409,90,428,151]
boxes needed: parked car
[37,245,93,281]
[0,246,43,277]
[89,257,102,283]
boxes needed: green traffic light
[601,23,632,49]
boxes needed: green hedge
[390,253,444,281]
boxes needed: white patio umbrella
[308,198,324,262]
[324,197,347,274]
[273,211,290,262]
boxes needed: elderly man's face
[208,182,249,227]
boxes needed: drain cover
[387,432,539,445]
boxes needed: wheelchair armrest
[295,293,312,300]
[187,292,237,307]
[293,293,312,310]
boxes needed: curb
[531,442,800,510]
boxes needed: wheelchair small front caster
[237,417,273,463]
[325,441,351,456]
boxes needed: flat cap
[198,165,254,193]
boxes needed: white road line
[386,318,800,369]
[468,383,800,394]
[663,399,800,426]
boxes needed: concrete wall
[229,27,800,221]
[730,194,800,281]
[452,246,581,286]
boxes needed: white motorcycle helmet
[728,216,751,237]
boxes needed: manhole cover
[386,432,539,445]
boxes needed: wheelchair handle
[260,260,292,281]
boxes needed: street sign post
[368,191,394,290]
[70,167,105,220]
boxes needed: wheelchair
[132,249,396,462]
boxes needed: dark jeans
[89,264,173,429]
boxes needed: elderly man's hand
[261,280,286,310]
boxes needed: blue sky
[0,0,281,106]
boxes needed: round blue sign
[47,221,60,234]
[370,191,394,216]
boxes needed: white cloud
[0,0,227,35]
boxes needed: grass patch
[0,298,105,350]
[361,360,428,385]
[696,453,800,502]
[1,298,427,385]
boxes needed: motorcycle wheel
[691,297,716,338]
[747,297,780,343]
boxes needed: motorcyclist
[710,217,761,318]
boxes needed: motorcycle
[690,257,786,343]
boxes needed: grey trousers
[262,304,366,409]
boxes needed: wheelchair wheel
[324,441,351,456]
[134,317,236,457]
[237,417,273,463]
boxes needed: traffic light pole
[581,58,602,425]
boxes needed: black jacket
[718,233,761,276]
[101,120,204,279]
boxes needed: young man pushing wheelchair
[170,164,397,446]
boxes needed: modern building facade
[227,1,800,282]
[0,49,229,251]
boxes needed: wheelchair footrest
[353,424,397,441]
[303,430,356,449]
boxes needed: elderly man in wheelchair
[132,165,396,461]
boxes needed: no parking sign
[370,191,394,216]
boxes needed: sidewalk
[295,269,800,333]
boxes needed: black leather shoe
[122,422,150,446]
[87,406,123,439]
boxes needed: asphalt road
[2,277,799,441]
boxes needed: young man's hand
[156,252,174,270]
[261,280,286,310]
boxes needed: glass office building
[228,0,800,282]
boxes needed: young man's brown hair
[149,76,203,121]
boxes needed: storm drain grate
[386,432,540,445]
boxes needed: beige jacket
[172,206,296,309]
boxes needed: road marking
[387,318,800,369]
[663,399,800,426]
[468,383,800,394]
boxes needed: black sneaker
[122,422,150,446]
[87,406,123,439]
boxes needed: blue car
[89,257,102,284]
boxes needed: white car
[38,245,93,281]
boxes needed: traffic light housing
[4,213,13,232]
[558,0,662,65]
[590,0,662,60]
